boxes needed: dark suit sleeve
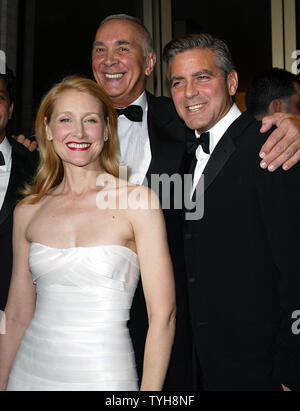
[256,164,300,391]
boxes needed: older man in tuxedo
[92,14,194,390]
[0,68,37,312]
[164,33,300,391]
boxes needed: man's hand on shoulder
[12,134,38,152]
[259,113,300,172]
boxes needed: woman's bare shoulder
[14,195,48,222]
[123,185,162,224]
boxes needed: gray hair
[99,14,153,56]
[163,33,235,81]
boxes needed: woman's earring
[47,135,53,141]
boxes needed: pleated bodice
[7,243,140,391]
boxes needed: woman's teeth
[67,143,91,149]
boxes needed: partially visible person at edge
[246,67,300,120]
[13,14,300,390]
[0,76,176,391]
[0,66,38,312]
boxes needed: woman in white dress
[0,76,176,391]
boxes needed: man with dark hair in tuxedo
[164,33,300,391]
[0,67,37,311]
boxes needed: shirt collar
[132,91,148,126]
[131,91,148,112]
[117,91,148,127]
[195,103,242,153]
[0,137,12,169]
[116,91,148,111]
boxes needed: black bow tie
[115,105,143,122]
[186,132,210,155]
[0,151,5,166]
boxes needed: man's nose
[103,50,117,66]
[185,81,199,99]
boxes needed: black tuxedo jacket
[129,92,195,390]
[0,137,38,311]
[184,112,300,391]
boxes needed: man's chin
[95,76,125,96]
[185,119,208,132]
[102,85,126,99]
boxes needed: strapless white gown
[7,243,140,391]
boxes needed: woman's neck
[58,162,105,196]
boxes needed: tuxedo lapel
[0,138,37,228]
[196,112,254,194]
[0,152,19,227]
[203,131,236,193]
[146,95,160,178]
[145,91,186,180]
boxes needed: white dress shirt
[117,91,151,185]
[0,137,12,210]
[191,104,242,195]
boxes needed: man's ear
[8,103,14,120]
[145,52,157,77]
[269,99,284,114]
[227,70,239,97]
